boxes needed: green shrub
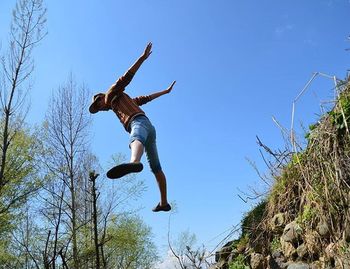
[296,203,318,226]
[235,234,249,252]
[329,92,350,131]
[305,123,318,141]
[229,254,249,269]
[270,236,281,252]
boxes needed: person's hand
[142,42,153,60]
[166,81,176,93]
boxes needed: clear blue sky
[1,0,349,264]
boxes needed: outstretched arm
[134,81,176,106]
[105,42,153,105]
[128,42,152,74]
[148,81,176,101]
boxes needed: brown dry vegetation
[245,77,350,260]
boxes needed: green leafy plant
[305,123,318,141]
[339,242,350,255]
[291,152,305,165]
[229,254,249,269]
[296,204,318,226]
[270,236,281,252]
[329,93,350,131]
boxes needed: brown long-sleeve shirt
[106,71,152,131]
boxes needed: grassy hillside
[213,77,350,269]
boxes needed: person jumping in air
[89,42,175,212]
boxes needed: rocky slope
[211,78,350,269]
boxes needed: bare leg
[106,141,143,178]
[154,170,168,206]
[130,140,144,163]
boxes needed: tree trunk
[70,166,79,269]
[90,172,100,269]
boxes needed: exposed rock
[281,237,297,259]
[267,252,289,269]
[272,250,284,259]
[317,220,329,238]
[271,213,286,232]
[282,221,302,244]
[287,262,310,269]
[250,252,265,269]
[296,244,308,259]
[324,243,336,260]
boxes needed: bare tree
[168,222,213,269]
[0,1,46,265]
[44,74,91,269]
[0,0,46,191]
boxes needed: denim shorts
[129,115,162,173]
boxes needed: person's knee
[130,139,144,147]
